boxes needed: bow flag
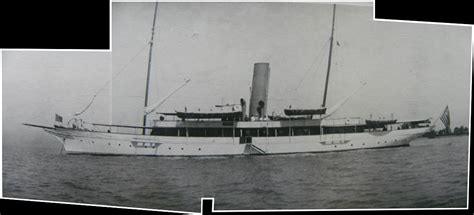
[55,114,63,123]
[439,106,451,134]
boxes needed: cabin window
[304,128,310,135]
[309,127,321,135]
[206,128,220,137]
[171,128,180,136]
[188,128,206,137]
[277,128,289,136]
[322,127,329,134]
[243,129,257,137]
[293,127,310,136]
[258,128,268,137]
[268,128,276,137]
[155,128,179,136]
[178,128,186,137]
[346,126,355,133]
[223,128,234,137]
[171,127,238,137]
[235,128,242,137]
[323,127,338,134]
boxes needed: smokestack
[249,63,270,118]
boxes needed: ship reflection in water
[3,135,468,211]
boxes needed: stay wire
[74,42,150,116]
[292,38,331,94]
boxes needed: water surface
[3,135,468,212]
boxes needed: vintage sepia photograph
[2,1,471,212]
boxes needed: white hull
[44,127,429,156]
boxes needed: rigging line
[144,79,191,115]
[184,65,229,84]
[293,38,331,93]
[74,42,150,116]
[322,82,367,119]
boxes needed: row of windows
[151,126,367,137]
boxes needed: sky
[2,2,472,144]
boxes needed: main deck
[82,117,430,140]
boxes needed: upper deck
[153,118,322,128]
[152,117,368,128]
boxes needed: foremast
[284,4,337,117]
[321,4,336,108]
[142,2,159,134]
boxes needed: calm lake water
[3,135,469,212]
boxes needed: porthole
[181,148,184,150]
[384,141,387,143]
[80,140,83,142]
[169,147,171,150]
[119,144,121,146]
[198,148,201,151]
[350,144,353,147]
[129,145,131,147]
[334,145,337,148]
[377,141,380,144]
[108,143,110,145]
[92,141,94,143]
[363,143,365,145]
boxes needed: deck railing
[90,123,154,135]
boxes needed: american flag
[440,106,451,134]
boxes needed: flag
[55,114,63,123]
[439,106,451,134]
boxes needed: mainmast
[321,4,336,108]
[142,2,159,134]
